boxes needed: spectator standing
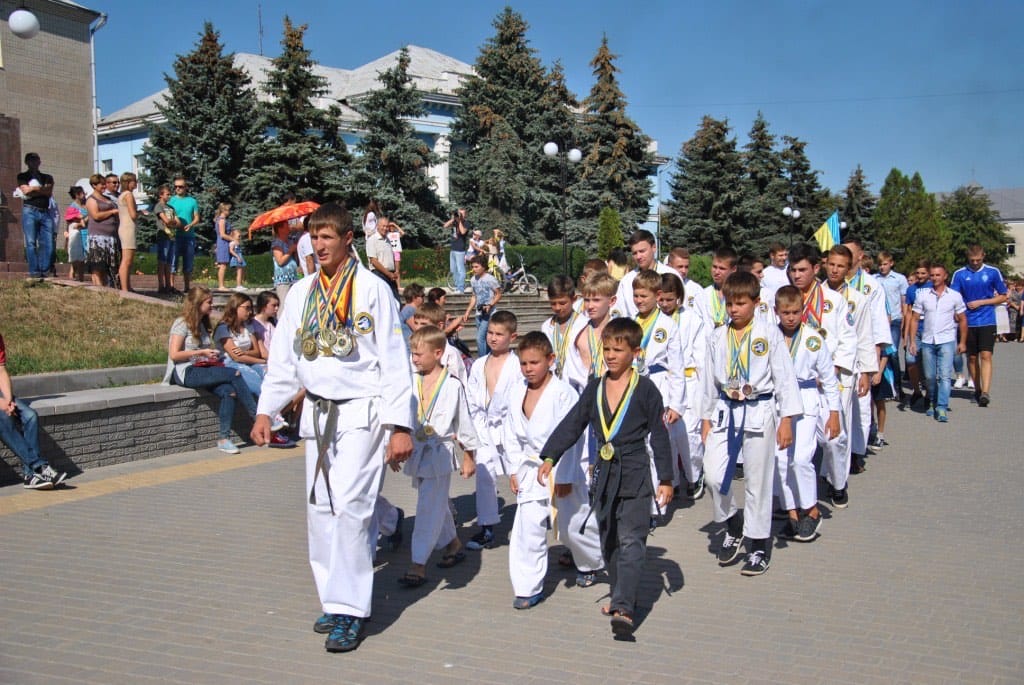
[214,202,234,290]
[152,184,180,294]
[908,264,967,423]
[444,208,470,293]
[167,176,200,291]
[228,228,247,291]
[84,174,120,288]
[0,332,68,489]
[362,199,380,241]
[366,216,400,301]
[117,172,139,293]
[271,222,300,303]
[761,242,790,296]
[950,245,1008,407]
[296,217,317,277]
[387,218,406,289]
[15,153,54,279]
[462,254,502,356]
[64,184,88,282]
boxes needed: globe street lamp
[782,196,801,246]
[544,141,582,274]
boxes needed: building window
[133,155,146,189]
[101,159,113,174]
[1007,243,1016,257]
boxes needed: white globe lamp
[9,8,40,39]
[567,148,582,164]
[782,207,792,217]
[792,209,801,219]
[543,141,559,158]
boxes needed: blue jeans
[450,250,466,291]
[21,205,54,277]
[225,360,266,397]
[889,319,902,379]
[0,398,47,476]
[177,365,257,439]
[175,235,196,274]
[156,237,176,265]
[475,314,490,358]
[920,340,955,411]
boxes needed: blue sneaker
[465,527,495,550]
[313,613,341,634]
[512,592,544,610]
[936,408,948,423]
[325,615,364,653]
[925,406,935,417]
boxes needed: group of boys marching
[254,205,907,650]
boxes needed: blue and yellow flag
[813,211,841,251]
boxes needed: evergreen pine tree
[574,36,653,234]
[351,47,443,245]
[874,169,952,273]
[142,22,260,248]
[738,112,789,255]
[841,165,878,252]
[781,135,831,242]
[449,8,549,242]
[663,115,745,252]
[238,18,351,225]
[940,184,1012,269]
[596,206,624,259]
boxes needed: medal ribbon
[727,322,753,380]
[801,281,824,330]
[301,257,357,334]
[596,370,640,444]
[634,311,658,369]
[416,368,449,426]
[710,289,727,326]
[847,269,865,294]
[787,326,803,360]
[587,325,605,378]
[553,311,578,375]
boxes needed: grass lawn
[1,281,174,376]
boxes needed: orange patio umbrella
[248,200,320,238]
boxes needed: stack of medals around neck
[296,259,358,362]
[726,377,754,402]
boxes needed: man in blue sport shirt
[950,245,1008,407]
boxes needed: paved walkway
[2,347,1023,684]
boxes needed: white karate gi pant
[474,442,503,527]
[305,397,385,618]
[705,408,778,540]
[821,371,854,491]
[411,473,456,565]
[851,384,872,455]
[681,376,705,485]
[775,408,819,511]
[510,498,550,597]
[555,480,604,573]
[374,494,399,538]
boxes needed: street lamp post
[782,195,801,246]
[543,141,582,274]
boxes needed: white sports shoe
[953,376,965,389]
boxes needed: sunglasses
[174,185,187,190]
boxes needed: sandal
[397,572,427,587]
[436,550,466,568]
[610,611,635,636]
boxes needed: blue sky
[91,0,1023,197]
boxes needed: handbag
[192,357,224,368]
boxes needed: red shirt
[0,334,6,366]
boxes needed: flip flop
[610,612,635,636]
[397,573,427,588]
[436,550,466,568]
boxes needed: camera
[452,210,460,222]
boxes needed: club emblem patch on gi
[354,312,375,334]
[687,296,695,306]
[653,328,667,344]
[610,308,622,318]
[806,336,822,352]
[751,338,769,356]
[846,312,855,326]
[823,300,834,313]
[848,301,857,313]
[758,302,769,313]
[863,284,872,294]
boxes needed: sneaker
[465,527,495,551]
[512,592,544,610]
[270,414,289,432]
[39,465,67,487]
[936,408,948,423]
[740,550,770,576]
[978,393,990,408]
[925,406,935,417]
[953,376,966,389]
[324,615,364,653]
[850,455,866,475]
[794,514,821,542]
[830,486,849,509]
[233,285,247,292]
[269,433,296,448]
[314,613,341,634]
[778,519,798,540]
[967,379,976,390]
[910,390,924,407]
[383,508,404,552]
[687,471,705,500]
[870,435,888,449]
[23,472,54,490]
[717,531,744,566]
[734,463,745,481]
[217,438,240,454]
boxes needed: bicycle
[445,271,471,292]
[501,255,539,294]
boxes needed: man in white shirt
[761,243,790,296]
[907,264,967,423]
[296,220,317,277]
[366,216,399,300]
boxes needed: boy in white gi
[412,301,467,382]
[786,243,857,509]
[659,272,707,498]
[465,310,522,550]
[504,333,604,609]
[667,247,712,329]
[773,286,841,542]
[701,272,801,576]
[538,319,674,636]
[541,275,588,383]
[252,203,414,654]
[397,326,478,587]
[632,269,687,515]
[574,273,620,387]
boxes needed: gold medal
[414,428,427,441]
[555,361,563,378]
[301,335,318,361]
[423,425,436,437]
[319,328,338,348]
[599,442,615,461]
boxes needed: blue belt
[719,392,773,495]
[647,363,667,374]
[797,379,818,389]
[719,391,774,404]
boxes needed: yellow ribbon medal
[415,368,448,440]
[634,310,658,369]
[727,322,753,399]
[596,370,640,460]
[587,325,605,378]
[711,288,728,326]
[552,311,577,378]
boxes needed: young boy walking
[397,326,478,587]
[465,310,522,550]
[503,333,603,608]
[701,272,801,576]
[538,319,674,636]
[541,275,588,383]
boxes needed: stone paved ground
[2,346,1023,684]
